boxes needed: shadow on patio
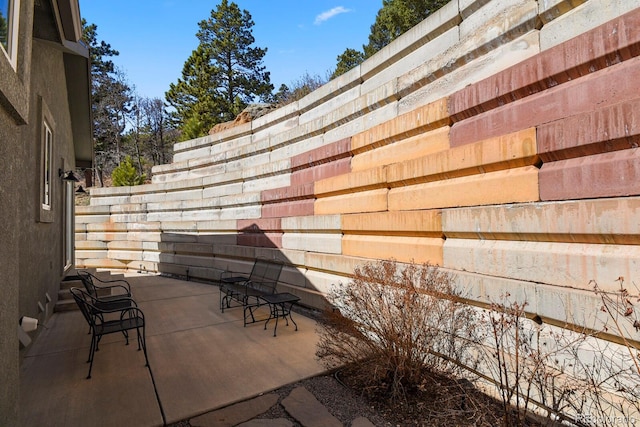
[19,273,326,426]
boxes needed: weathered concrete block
[75,214,111,224]
[301,85,361,125]
[539,148,640,201]
[386,128,537,186]
[451,9,640,122]
[291,158,352,187]
[336,102,402,143]
[107,241,144,250]
[291,138,351,169]
[315,188,388,215]
[540,0,640,50]
[537,98,640,162]
[262,200,315,218]
[303,253,366,276]
[314,166,387,197]
[202,182,243,199]
[86,222,128,232]
[269,135,325,163]
[361,0,460,83]
[281,215,342,232]
[281,232,342,254]
[351,126,450,172]
[261,183,315,203]
[343,235,443,265]
[444,238,640,293]
[388,166,539,210]
[108,250,143,262]
[242,173,291,194]
[237,232,282,248]
[342,210,442,235]
[450,56,640,147]
[351,98,449,152]
[219,206,261,221]
[75,240,107,250]
[443,196,640,244]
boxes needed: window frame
[38,97,55,223]
[0,0,20,69]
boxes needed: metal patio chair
[70,287,149,379]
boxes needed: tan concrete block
[304,253,368,276]
[443,196,640,244]
[351,126,450,172]
[342,210,442,236]
[76,205,111,215]
[314,167,386,197]
[281,215,342,232]
[281,232,342,254]
[75,240,107,250]
[81,258,128,270]
[86,222,128,232]
[314,188,388,215]
[444,238,640,293]
[75,250,108,260]
[106,241,144,250]
[342,235,444,265]
[386,128,538,185]
[108,250,144,261]
[351,98,449,152]
[388,166,539,210]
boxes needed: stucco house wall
[0,0,91,424]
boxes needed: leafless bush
[316,259,481,402]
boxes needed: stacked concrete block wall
[76,0,640,335]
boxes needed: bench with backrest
[219,258,283,326]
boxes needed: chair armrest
[92,282,132,296]
[90,274,132,293]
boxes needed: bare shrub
[316,259,480,402]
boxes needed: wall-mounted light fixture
[58,169,79,182]
[75,185,87,194]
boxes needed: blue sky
[79,1,382,101]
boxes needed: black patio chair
[77,270,132,309]
[70,287,148,379]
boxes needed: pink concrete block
[450,56,640,147]
[539,148,640,201]
[237,233,282,248]
[261,183,315,203]
[290,137,352,169]
[291,157,352,186]
[237,218,282,232]
[261,200,315,218]
[449,7,640,122]
[537,98,640,161]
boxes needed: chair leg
[87,333,98,379]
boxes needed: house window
[42,121,52,210]
[0,0,20,68]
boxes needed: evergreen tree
[166,0,273,138]
[331,48,365,79]
[333,0,448,78]
[83,21,133,181]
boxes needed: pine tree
[166,0,273,139]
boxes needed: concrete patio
[19,273,326,426]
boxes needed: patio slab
[19,273,325,426]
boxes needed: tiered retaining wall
[77,0,640,332]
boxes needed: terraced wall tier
[77,0,640,336]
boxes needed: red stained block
[261,200,315,218]
[291,157,351,186]
[451,56,640,147]
[449,7,640,122]
[290,137,352,169]
[237,232,283,248]
[237,218,282,233]
[539,148,640,201]
[538,98,640,162]
[261,183,315,203]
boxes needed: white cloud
[314,6,352,25]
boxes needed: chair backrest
[77,271,97,298]
[251,259,283,294]
[70,287,96,328]
[248,258,271,282]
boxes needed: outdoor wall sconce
[58,169,79,182]
[75,185,87,194]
